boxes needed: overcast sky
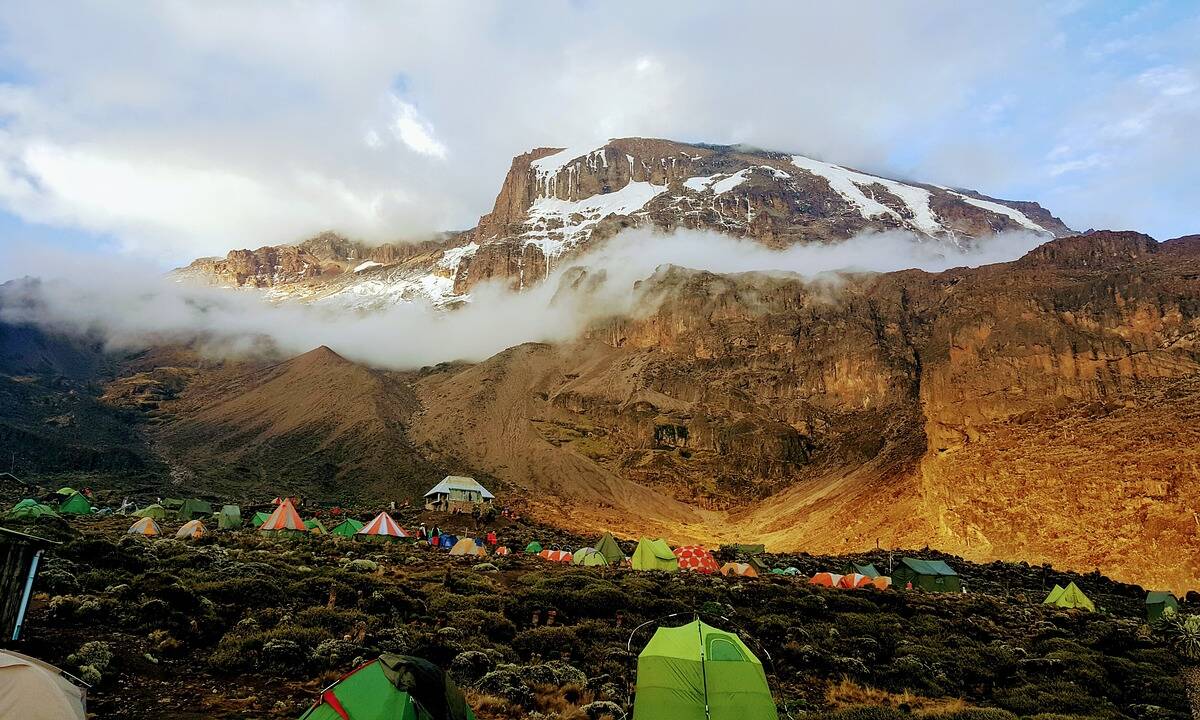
[0,0,1195,268]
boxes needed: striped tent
[539,549,573,563]
[674,545,719,574]
[719,562,758,577]
[258,499,307,534]
[838,573,874,589]
[127,517,160,536]
[356,512,408,540]
[175,519,206,540]
[810,572,842,587]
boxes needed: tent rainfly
[449,538,487,557]
[305,518,329,535]
[175,519,206,540]
[594,531,626,565]
[1044,582,1095,612]
[216,505,241,530]
[631,538,679,572]
[1147,591,1180,622]
[357,512,408,541]
[251,511,271,528]
[57,493,93,516]
[258,499,307,534]
[572,548,609,566]
[5,499,58,521]
[0,649,87,720]
[176,499,213,521]
[633,619,778,720]
[127,517,160,536]
[331,518,365,538]
[132,504,167,520]
[297,653,476,720]
[845,563,881,578]
[891,558,960,592]
[675,546,719,574]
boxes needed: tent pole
[12,548,43,641]
[697,615,711,720]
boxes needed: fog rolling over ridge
[0,228,1048,369]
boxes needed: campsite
[0,485,1196,720]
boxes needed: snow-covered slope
[175,138,1072,307]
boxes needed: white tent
[0,650,86,720]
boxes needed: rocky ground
[8,507,1194,720]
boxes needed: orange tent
[871,576,893,590]
[838,573,874,589]
[258,498,307,533]
[539,549,573,563]
[175,519,206,540]
[810,572,842,587]
[494,546,510,556]
[127,517,160,536]
[719,562,758,577]
[675,545,719,574]
[356,512,408,540]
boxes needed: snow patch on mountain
[936,187,1046,233]
[524,180,667,258]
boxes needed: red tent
[675,545,719,574]
[810,572,842,587]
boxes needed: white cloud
[390,98,448,159]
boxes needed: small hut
[423,476,494,513]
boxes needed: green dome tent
[594,531,626,565]
[1147,591,1180,622]
[631,538,678,572]
[216,505,242,530]
[332,518,365,537]
[298,654,475,720]
[55,487,77,497]
[572,547,609,567]
[634,619,778,720]
[133,504,167,520]
[177,498,213,521]
[524,541,542,554]
[251,511,271,528]
[57,492,93,515]
[1044,582,1095,612]
[5,499,59,520]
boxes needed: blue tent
[439,534,458,549]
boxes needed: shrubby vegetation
[14,515,1194,719]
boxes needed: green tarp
[594,531,626,564]
[332,518,365,537]
[216,505,242,530]
[133,504,167,520]
[298,654,475,720]
[58,492,93,515]
[5,498,59,520]
[251,511,271,528]
[631,538,678,572]
[177,499,214,521]
[893,557,960,592]
[1147,591,1180,622]
[572,547,609,566]
[1045,582,1095,612]
[305,518,328,534]
[634,619,778,720]
[524,541,542,554]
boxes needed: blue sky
[0,1,1195,275]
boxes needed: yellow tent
[631,538,678,572]
[449,538,487,556]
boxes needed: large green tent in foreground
[298,654,475,720]
[634,619,778,720]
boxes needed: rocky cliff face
[175,138,1072,305]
